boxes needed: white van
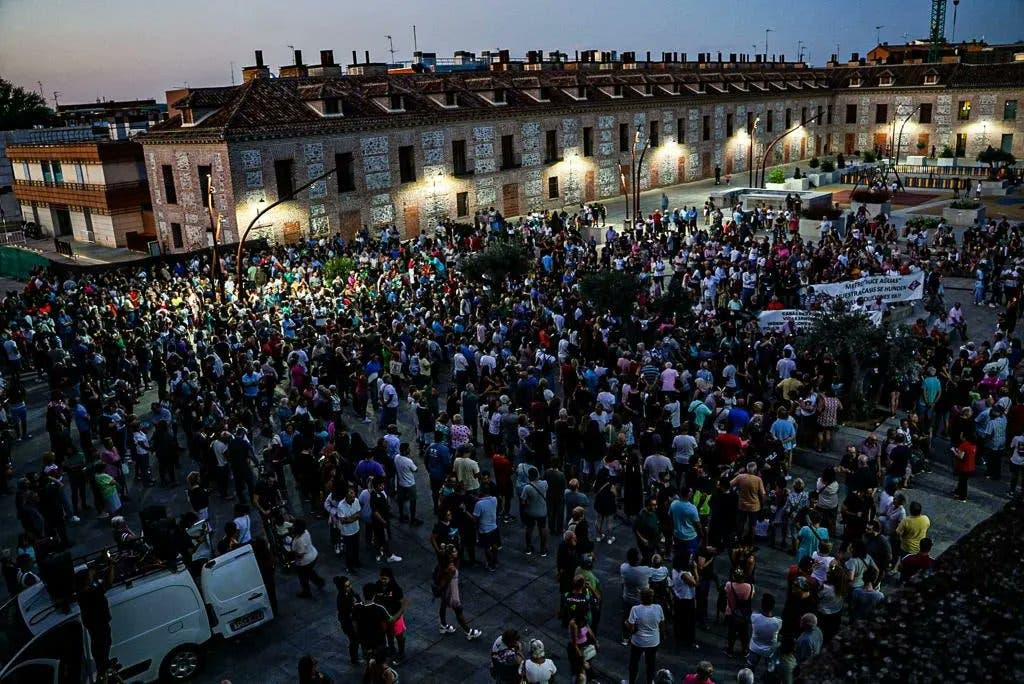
[0,544,273,683]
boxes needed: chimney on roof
[681,52,687,62]
[646,51,651,62]
[499,49,509,63]
[309,50,342,77]
[730,53,737,62]
[352,50,358,65]
[242,50,271,82]
[280,49,309,78]
[294,49,303,65]
[717,51,722,62]
[364,50,370,64]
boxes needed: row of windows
[20,160,87,185]
[159,97,1019,206]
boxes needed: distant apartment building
[8,139,154,247]
[139,46,1024,252]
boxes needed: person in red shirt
[682,661,715,684]
[953,437,977,502]
[715,431,747,467]
[899,537,934,582]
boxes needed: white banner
[758,309,883,332]
[800,272,925,305]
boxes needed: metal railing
[14,179,147,192]
[0,230,26,245]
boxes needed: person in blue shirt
[770,407,798,468]
[669,487,703,563]
[424,432,452,512]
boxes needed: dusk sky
[1,0,1021,105]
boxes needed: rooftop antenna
[52,91,61,109]
[412,25,418,53]
[230,61,235,85]
[875,25,885,45]
[386,35,396,63]
[37,81,44,99]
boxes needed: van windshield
[0,596,32,667]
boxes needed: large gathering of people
[1,190,1022,683]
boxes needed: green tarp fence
[0,246,50,280]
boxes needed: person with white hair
[736,668,755,684]
[519,638,556,683]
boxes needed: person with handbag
[723,566,754,658]
[567,605,598,683]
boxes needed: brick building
[139,48,1024,252]
[8,140,155,248]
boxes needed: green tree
[579,270,642,318]
[976,145,1016,179]
[796,300,915,418]
[322,256,355,283]
[459,239,532,285]
[0,78,51,130]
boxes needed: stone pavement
[0,289,1008,684]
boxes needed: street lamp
[747,116,761,187]
[757,109,824,187]
[764,28,774,57]
[630,123,651,227]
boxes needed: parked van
[0,544,272,683]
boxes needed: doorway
[844,133,855,155]
[502,183,520,217]
[583,171,595,202]
[403,204,420,236]
[955,133,967,158]
[51,207,72,237]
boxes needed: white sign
[758,309,883,332]
[800,272,925,305]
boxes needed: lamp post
[747,116,761,187]
[235,165,337,294]
[620,168,630,223]
[764,28,773,57]
[757,109,823,187]
[205,173,223,301]
[631,123,651,226]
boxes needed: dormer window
[444,91,457,107]
[644,84,652,95]
[493,88,507,104]
[849,76,861,87]
[389,94,405,112]
[612,85,623,97]
[539,86,551,101]
[576,85,587,99]
[325,97,340,115]
[672,83,681,93]
[879,73,893,87]
[182,109,194,125]
[924,73,938,85]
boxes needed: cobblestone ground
[0,192,1007,683]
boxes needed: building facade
[8,140,154,248]
[140,50,1024,252]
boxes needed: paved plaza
[0,261,1009,684]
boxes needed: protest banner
[758,309,883,332]
[799,271,925,305]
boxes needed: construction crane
[928,0,948,62]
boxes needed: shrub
[851,188,891,203]
[820,159,835,173]
[323,256,355,283]
[836,154,846,169]
[459,239,532,284]
[580,271,642,318]
[793,167,802,179]
[950,199,981,210]
[905,216,940,231]
[916,141,927,150]
[800,205,844,220]
[808,157,820,169]
[862,150,877,163]
[767,167,786,184]
[939,145,955,159]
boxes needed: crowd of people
[1,190,1022,683]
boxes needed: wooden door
[701,153,711,179]
[677,156,687,183]
[873,132,888,155]
[583,170,595,202]
[339,210,362,241]
[403,204,419,237]
[283,221,302,243]
[814,136,822,156]
[917,133,930,154]
[725,157,734,176]
[844,133,855,154]
[649,163,660,188]
[783,142,791,163]
[502,183,520,217]
[800,138,807,159]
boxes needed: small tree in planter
[862,150,877,163]
[809,157,820,169]
[976,146,1016,179]
[915,141,927,153]
[459,239,532,285]
[836,154,846,169]
[767,167,786,184]
[580,270,642,319]
[820,159,835,173]
[939,145,955,159]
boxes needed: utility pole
[230,61,235,85]
[875,25,885,45]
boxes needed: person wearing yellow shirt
[895,501,930,554]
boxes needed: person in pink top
[660,362,679,394]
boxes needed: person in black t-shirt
[374,567,407,662]
[352,583,391,660]
[76,561,115,675]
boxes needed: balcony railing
[15,179,147,192]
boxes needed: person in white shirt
[747,594,783,670]
[289,519,325,597]
[394,444,422,525]
[335,488,363,573]
[520,639,556,683]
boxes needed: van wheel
[160,644,203,681]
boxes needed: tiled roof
[141,62,1024,143]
